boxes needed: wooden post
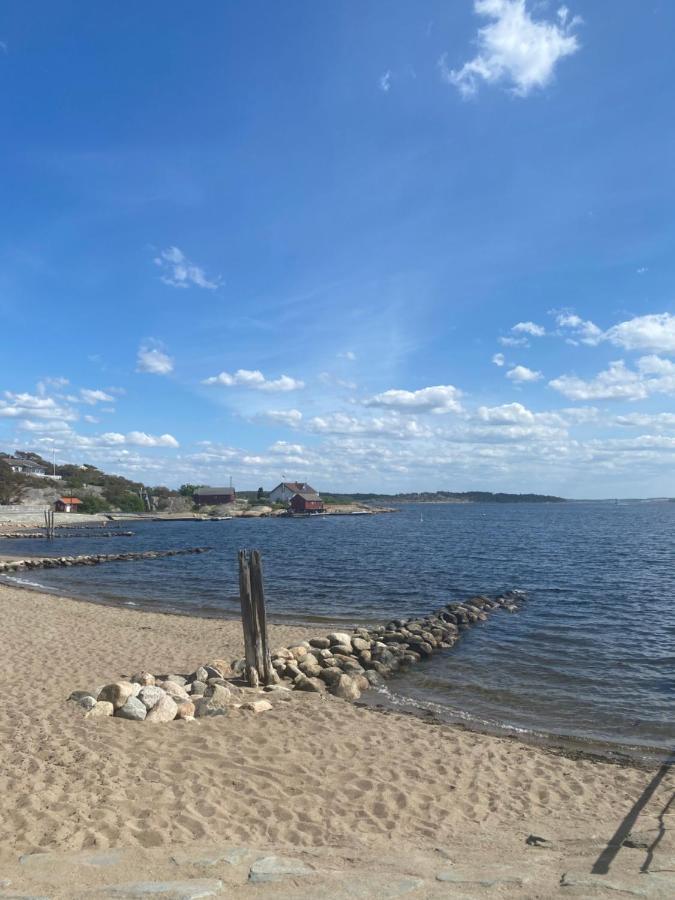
[238,549,274,687]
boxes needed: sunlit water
[3,501,674,761]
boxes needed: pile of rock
[71,590,526,724]
[70,660,278,722]
[0,546,211,573]
[254,590,526,702]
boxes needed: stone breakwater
[0,529,135,539]
[69,590,526,724]
[0,546,211,572]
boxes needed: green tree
[179,484,197,497]
[257,486,264,500]
[0,459,21,504]
[77,495,109,514]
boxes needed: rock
[248,856,314,883]
[85,701,114,719]
[194,684,239,717]
[138,686,166,710]
[190,666,209,684]
[331,644,354,658]
[318,666,343,686]
[288,645,308,658]
[97,682,137,709]
[294,676,326,693]
[159,680,190,702]
[240,699,273,713]
[526,834,552,848]
[298,659,322,678]
[116,696,147,721]
[100,879,224,897]
[309,637,331,649]
[330,674,361,701]
[264,684,292,693]
[190,681,207,696]
[68,689,94,703]
[205,661,230,678]
[130,672,155,686]
[175,700,196,720]
[271,647,293,659]
[79,695,97,711]
[145,694,178,723]
[354,675,370,692]
[364,670,384,686]
[352,637,371,652]
[328,632,353,649]
[284,663,302,679]
[231,658,247,677]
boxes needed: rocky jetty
[70,590,526,724]
[0,530,135,539]
[0,546,211,572]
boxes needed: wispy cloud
[136,344,174,376]
[80,388,114,405]
[441,0,581,98]
[379,70,392,93]
[512,321,545,337]
[153,246,220,290]
[203,369,305,392]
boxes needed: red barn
[290,492,324,514]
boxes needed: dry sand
[0,580,673,898]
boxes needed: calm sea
[3,501,674,762]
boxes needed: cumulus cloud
[512,321,546,337]
[379,71,392,92]
[477,402,536,425]
[363,384,463,415]
[0,392,77,422]
[492,352,505,366]
[440,0,580,98]
[203,369,305,392]
[605,313,675,355]
[549,356,675,401]
[506,365,542,383]
[308,413,433,439]
[153,246,220,290]
[136,345,174,376]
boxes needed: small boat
[350,510,370,516]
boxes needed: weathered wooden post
[238,549,274,687]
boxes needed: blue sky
[2,1,675,498]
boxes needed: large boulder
[330,674,361,701]
[116,696,147,721]
[328,632,353,649]
[145,694,178,723]
[175,700,196,720]
[85,701,114,719]
[138,685,166,711]
[98,682,137,710]
[158,680,190,702]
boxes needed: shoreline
[0,575,665,769]
[1,579,673,896]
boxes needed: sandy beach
[0,580,673,898]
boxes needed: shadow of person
[592,751,674,876]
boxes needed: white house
[269,481,318,503]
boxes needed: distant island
[317,490,566,505]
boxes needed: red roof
[59,497,83,504]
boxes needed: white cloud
[477,402,536,425]
[363,384,463,414]
[153,246,220,290]
[379,70,392,92]
[126,431,179,448]
[261,409,304,427]
[136,345,174,376]
[555,313,605,346]
[203,369,305,392]
[441,0,580,98]
[549,356,675,401]
[308,413,433,439]
[0,392,77,422]
[80,388,114,405]
[338,350,357,361]
[492,352,505,367]
[605,313,675,355]
[499,335,529,347]
[613,412,675,430]
[512,321,545,337]
[506,365,542,383]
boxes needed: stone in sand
[318,666,343,686]
[175,700,196,720]
[116,696,147,721]
[98,682,137,709]
[130,672,155,686]
[159,680,190,702]
[309,637,331,649]
[299,658,322,678]
[145,693,178,723]
[85,701,114,719]
[248,856,314,883]
[294,676,326,693]
[241,699,273,713]
[328,632,353,649]
[78,695,97,711]
[190,681,207,695]
[330,674,361,701]
[137,685,166,710]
